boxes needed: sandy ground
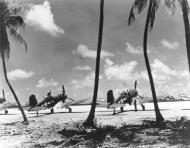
[0,101,190,148]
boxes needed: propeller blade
[134,80,137,89]
[138,94,143,99]
[67,97,75,101]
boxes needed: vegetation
[128,0,164,122]
[0,1,28,123]
[84,0,104,126]
[165,0,190,74]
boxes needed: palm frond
[179,0,190,13]
[7,24,27,51]
[148,0,160,31]
[164,0,176,15]
[5,16,25,29]
[128,0,148,25]
[0,24,10,58]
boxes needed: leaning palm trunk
[181,0,190,74]
[84,0,104,126]
[2,47,28,123]
[143,0,164,122]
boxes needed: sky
[1,0,190,104]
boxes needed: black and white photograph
[0,0,190,147]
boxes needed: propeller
[2,89,5,99]
[134,80,137,89]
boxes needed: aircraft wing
[23,106,46,111]
[0,102,17,110]
[180,97,190,100]
[57,98,89,109]
[96,102,126,108]
[109,103,126,108]
[28,106,46,111]
[179,94,190,100]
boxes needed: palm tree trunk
[143,0,164,122]
[182,0,190,74]
[1,49,28,123]
[84,0,104,126]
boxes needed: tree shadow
[27,111,86,118]
[34,118,190,147]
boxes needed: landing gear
[68,107,72,113]
[141,104,145,111]
[5,109,8,115]
[50,108,54,114]
[36,111,39,117]
[113,108,116,115]
[120,107,124,112]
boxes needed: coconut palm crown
[0,1,28,123]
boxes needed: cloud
[73,65,92,71]
[73,44,114,59]
[105,58,114,66]
[71,72,103,88]
[125,42,143,55]
[104,60,139,80]
[36,78,59,88]
[104,58,188,84]
[125,42,153,55]
[8,69,34,80]
[160,39,179,50]
[149,59,177,83]
[25,1,64,36]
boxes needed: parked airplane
[0,90,17,114]
[179,94,190,100]
[97,80,143,114]
[25,86,88,116]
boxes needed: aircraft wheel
[120,107,124,112]
[51,108,54,114]
[5,110,8,115]
[69,108,72,113]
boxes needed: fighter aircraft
[96,80,142,114]
[0,90,17,114]
[25,86,88,116]
[179,94,190,100]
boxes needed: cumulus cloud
[104,58,188,84]
[73,44,114,59]
[125,42,154,55]
[8,69,34,80]
[71,72,103,88]
[73,65,92,71]
[149,59,177,83]
[25,1,64,36]
[105,58,114,66]
[160,39,179,50]
[104,60,139,80]
[125,42,143,55]
[36,78,59,88]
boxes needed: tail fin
[29,94,38,107]
[107,90,115,104]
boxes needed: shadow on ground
[30,117,190,147]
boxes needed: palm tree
[83,0,104,126]
[165,0,190,74]
[128,0,164,122]
[0,1,28,123]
